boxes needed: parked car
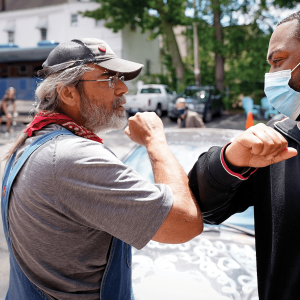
[168,86,223,122]
[123,128,257,300]
[125,84,176,117]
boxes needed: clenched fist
[225,123,297,168]
[124,112,167,147]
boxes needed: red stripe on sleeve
[220,143,257,180]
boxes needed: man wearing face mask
[176,98,206,128]
[188,12,300,300]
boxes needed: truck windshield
[140,88,161,94]
[175,88,209,103]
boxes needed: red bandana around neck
[24,111,103,144]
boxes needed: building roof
[0,46,56,63]
[0,0,68,12]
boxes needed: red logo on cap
[98,46,106,53]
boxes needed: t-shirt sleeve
[54,136,174,250]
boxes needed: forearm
[147,141,187,191]
[189,146,254,224]
[147,140,203,243]
[2,102,8,114]
[124,112,203,243]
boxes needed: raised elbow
[180,218,204,243]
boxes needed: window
[95,19,103,27]
[19,65,27,75]
[140,88,161,94]
[130,22,136,32]
[145,59,151,75]
[177,87,209,103]
[71,14,78,26]
[8,31,14,44]
[40,28,47,40]
[165,87,173,94]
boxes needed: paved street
[0,112,249,299]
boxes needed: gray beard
[80,95,127,134]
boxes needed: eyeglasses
[78,74,125,89]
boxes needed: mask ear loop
[292,61,300,72]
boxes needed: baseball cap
[176,97,186,104]
[38,38,144,81]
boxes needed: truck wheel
[155,104,163,118]
[218,106,224,116]
[169,117,177,122]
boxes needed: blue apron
[1,129,133,300]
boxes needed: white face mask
[264,62,300,121]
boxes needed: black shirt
[188,116,300,300]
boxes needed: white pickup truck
[124,84,176,117]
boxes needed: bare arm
[2,101,11,118]
[125,112,203,244]
[2,101,8,115]
[12,102,16,114]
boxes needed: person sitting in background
[176,97,205,128]
[0,87,18,133]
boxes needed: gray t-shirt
[8,124,173,300]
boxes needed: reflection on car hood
[124,128,258,299]
[133,226,257,300]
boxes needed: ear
[57,84,80,107]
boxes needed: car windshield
[140,88,161,94]
[124,136,254,231]
[175,88,210,103]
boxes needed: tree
[212,0,224,91]
[191,0,273,93]
[273,0,300,8]
[83,0,187,84]
[184,5,272,105]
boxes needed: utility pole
[193,0,200,86]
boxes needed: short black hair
[277,11,300,38]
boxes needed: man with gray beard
[1,38,203,300]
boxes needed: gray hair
[3,64,95,160]
[34,64,94,113]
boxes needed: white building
[0,0,161,93]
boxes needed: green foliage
[273,0,300,9]
[137,52,179,91]
[224,23,272,105]
[83,0,187,84]
[181,19,213,89]
[83,0,289,108]
[183,11,272,107]
[139,73,170,86]
[83,0,187,36]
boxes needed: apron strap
[2,129,75,228]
